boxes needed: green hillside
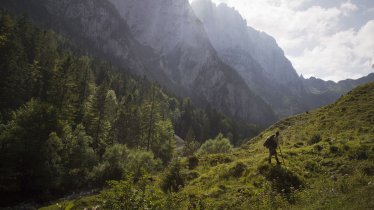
[172,82,374,209]
[41,84,374,209]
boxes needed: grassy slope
[176,82,374,209]
[41,83,374,209]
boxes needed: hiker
[263,131,280,164]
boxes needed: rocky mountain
[100,0,278,126]
[303,73,374,94]
[300,73,374,108]
[191,0,374,117]
[2,0,371,125]
[0,0,277,126]
[0,0,178,90]
[191,0,309,117]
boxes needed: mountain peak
[191,0,300,85]
[109,0,208,54]
[108,0,277,125]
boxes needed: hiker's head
[276,131,280,136]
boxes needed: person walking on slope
[263,131,281,164]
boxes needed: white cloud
[291,21,374,81]
[340,0,358,16]
[191,0,374,81]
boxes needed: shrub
[160,159,184,193]
[257,163,271,175]
[92,144,129,181]
[198,133,233,155]
[343,144,350,151]
[313,144,323,152]
[308,134,322,145]
[227,162,247,178]
[91,145,161,183]
[183,140,201,157]
[349,146,369,160]
[329,145,339,153]
[209,155,233,166]
[261,165,303,196]
[293,142,304,148]
[127,150,162,181]
[100,175,166,210]
[184,171,200,181]
[188,156,199,170]
[362,164,374,176]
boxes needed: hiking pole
[278,145,286,167]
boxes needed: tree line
[0,12,258,205]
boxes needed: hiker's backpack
[263,135,277,148]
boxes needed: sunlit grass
[41,83,374,209]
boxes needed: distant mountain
[0,0,277,126]
[191,0,374,117]
[301,73,374,108]
[303,73,374,94]
[191,0,308,117]
[106,0,278,126]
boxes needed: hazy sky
[190,0,374,81]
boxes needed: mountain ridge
[106,0,278,126]
[191,0,374,117]
[0,0,278,126]
[191,0,311,117]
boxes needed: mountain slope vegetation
[0,12,258,207]
[42,82,374,209]
[179,82,374,209]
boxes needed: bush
[209,155,233,166]
[257,163,271,175]
[308,134,322,145]
[260,165,303,197]
[91,145,161,183]
[127,150,162,181]
[160,159,184,193]
[227,162,247,178]
[198,133,233,155]
[349,146,369,160]
[100,175,166,210]
[293,142,304,148]
[362,164,374,176]
[183,140,201,157]
[313,144,323,152]
[93,144,130,181]
[184,171,200,181]
[329,145,339,153]
[188,156,199,170]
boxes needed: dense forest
[0,12,259,206]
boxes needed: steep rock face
[0,0,178,88]
[191,0,301,85]
[108,0,277,125]
[0,0,277,126]
[191,0,308,117]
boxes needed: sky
[190,0,374,81]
